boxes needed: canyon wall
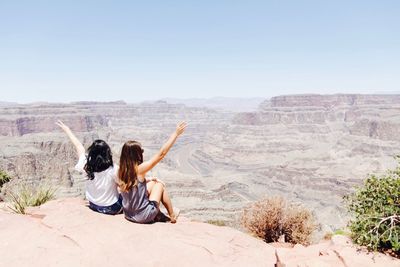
[1,94,400,234]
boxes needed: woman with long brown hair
[118,122,187,223]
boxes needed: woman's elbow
[159,150,167,159]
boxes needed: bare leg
[149,183,178,223]
[146,181,156,196]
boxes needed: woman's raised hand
[175,121,187,136]
[55,120,70,132]
[55,120,85,156]
[137,121,188,175]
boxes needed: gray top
[121,180,159,223]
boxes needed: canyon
[1,94,400,236]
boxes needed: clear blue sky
[0,1,399,103]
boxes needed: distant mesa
[264,94,400,109]
[234,94,400,132]
[162,97,266,112]
[70,100,127,105]
[0,115,109,136]
[0,101,19,106]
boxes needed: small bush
[241,196,316,245]
[344,162,400,255]
[0,170,11,188]
[7,183,56,214]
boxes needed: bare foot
[155,211,170,223]
[170,207,180,224]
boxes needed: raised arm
[138,121,187,175]
[56,120,85,157]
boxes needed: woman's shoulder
[111,164,120,183]
[112,163,119,170]
[137,175,145,183]
[112,164,119,175]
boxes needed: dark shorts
[89,195,123,215]
[125,200,160,224]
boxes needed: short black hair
[84,139,113,180]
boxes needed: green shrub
[241,196,317,245]
[7,183,56,214]
[345,161,400,255]
[0,170,11,188]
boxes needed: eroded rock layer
[1,94,399,233]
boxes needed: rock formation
[0,198,398,266]
[0,198,276,267]
[1,94,400,234]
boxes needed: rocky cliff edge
[0,198,398,267]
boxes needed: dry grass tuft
[6,183,56,214]
[241,196,317,245]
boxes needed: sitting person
[118,121,187,224]
[56,120,122,215]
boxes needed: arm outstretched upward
[138,121,187,176]
[56,120,85,157]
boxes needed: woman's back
[56,121,122,214]
[118,122,187,223]
[75,153,119,206]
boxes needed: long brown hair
[118,140,144,192]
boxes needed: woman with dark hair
[56,120,122,215]
[118,121,187,224]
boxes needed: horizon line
[2,92,400,105]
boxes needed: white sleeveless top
[75,153,120,206]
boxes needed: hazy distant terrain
[161,97,265,112]
[1,94,400,235]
